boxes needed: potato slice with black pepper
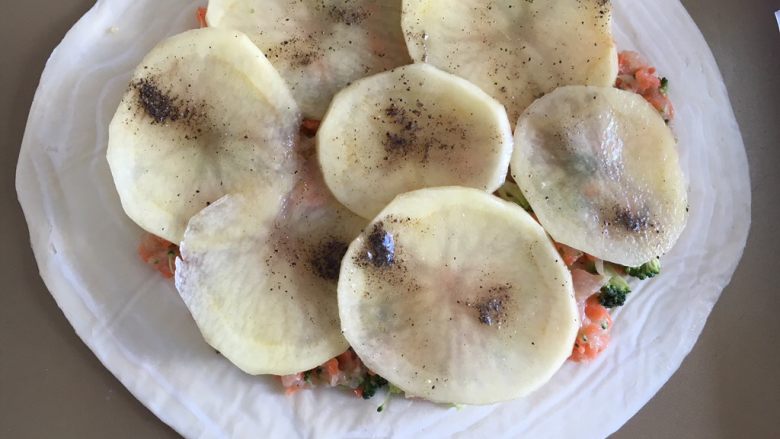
[175,151,365,375]
[511,86,688,266]
[107,28,300,243]
[207,0,411,118]
[338,187,578,404]
[318,64,513,219]
[402,0,618,122]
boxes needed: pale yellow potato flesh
[511,86,688,266]
[318,64,513,219]
[403,0,618,122]
[339,187,578,404]
[107,28,300,243]
[207,0,411,118]
[175,152,366,375]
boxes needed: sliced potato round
[107,28,300,243]
[207,0,411,118]
[338,187,578,404]
[175,156,366,375]
[511,86,688,266]
[402,0,618,121]
[318,64,513,219]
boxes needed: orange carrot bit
[285,386,302,395]
[353,388,364,399]
[569,295,613,362]
[138,233,179,279]
[555,242,584,267]
[300,119,321,138]
[643,90,675,122]
[197,7,208,28]
[324,358,340,377]
[634,68,661,94]
[320,357,342,386]
[336,350,361,373]
[280,373,307,395]
[617,51,645,76]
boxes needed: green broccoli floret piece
[599,276,631,308]
[659,77,670,95]
[387,383,403,395]
[625,259,661,280]
[495,181,533,213]
[359,374,388,400]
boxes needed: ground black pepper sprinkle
[613,207,650,233]
[135,79,181,124]
[310,239,349,281]
[383,103,420,156]
[464,285,511,326]
[328,5,370,26]
[476,297,505,326]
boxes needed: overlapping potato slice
[175,148,366,375]
[318,64,513,219]
[338,187,578,404]
[402,0,618,121]
[207,0,411,118]
[107,28,300,243]
[511,86,688,267]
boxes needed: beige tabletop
[1,1,778,437]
